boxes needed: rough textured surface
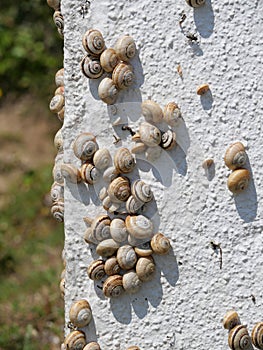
[62,0,263,349]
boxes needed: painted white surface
[61,0,263,348]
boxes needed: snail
[102,196,121,213]
[131,179,153,203]
[47,0,60,10]
[145,146,162,162]
[150,233,171,255]
[160,130,177,150]
[227,169,250,194]
[61,164,82,184]
[100,48,119,72]
[128,234,147,248]
[186,0,206,7]
[83,343,101,350]
[115,35,136,61]
[126,195,144,214]
[127,347,140,350]
[69,300,92,328]
[73,133,98,161]
[60,277,65,298]
[50,181,64,202]
[93,149,112,170]
[196,83,210,95]
[136,256,156,282]
[51,200,64,222]
[251,322,263,349]
[110,218,128,243]
[134,241,153,257]
[202,158,214,169]
[54,128,64,152]
[122,270,142,294]
[82,29,105,56]
[163,102,182,126]
[223,310,241,330]
[55,68,64,87]
[228,325,253,350]
[125,215,154,240]
[224,142,247,170]
[53,11,64,34]
[49,94,64,114]
[84,228,99,245]
[131,142,147,154]
[103,165,120,182]
[117,245,137,270]
[57,106,65,122]
[55,86,64,96]
[64,330,86,350]
[108,176,131,203]
[81,56,104,79]
[139,122,162,147]
[80,163,100,184]
[104,256,121,276]
[103,275,124,298]
[141,100,163,123]
[96,239,120,258]
[114,147,135,174]
[84,215,111,242]
[98,77,119,105]
[87,260,106,280]
[112,62,135,90]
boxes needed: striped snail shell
[117,245,137,270]
[51,200,64,222]
[112,62,135,90]
[104,256,121,276]
[228,325,253,350]
[141,100,163,123]
[101,195,118,213]
[83,343,101,350]
[82,29,105,56]
[55,68,64,87]
[139,122,162,147]
[103,275,124,298]
[114,147,135,173]
[110,218,128,243]
[251,322,263,349]
[100,48,119,72]
[103,166,120,183]
[131,179,153,203]
[87,259,106,280]
[98,77,119,105]
[224,142,247,170]
[64,330,86,350]
[163,102,182,127]
[136,256,156,282]
[73,133,98,161]
[54,128,64,152]
[227,169,250,194]
[160,130,177,150]
[81,55,104,79]
[49,94,64,114]
[47,0,60,10]
[61,164,82,184]
[125,215,154,240]
[150,233,171,255]
[185,0,206,7]
[108,176,131,203]
[69,300,92,328]
[96,239,120,258]
[115,35,136,61]
[53,11,64,33]
[134,241,153,257]
[122,270,142,294]
[50,181,64,202]
[84,228,99,245]
[223,310,241,330]
[93,149,112,170]
[145,146,162,162]
[90,215,111,242]
[80,163,100,184]
[126,195,144,214]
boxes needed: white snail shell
[100,48,119,72]
[53,11,64,33]
[57,106,65,122]
[60,277,65,298]
[81,55,104,79]
[126,195,144,214]
[61,164,82,184]
[93,149,112,170]
[50,181,64,202]
[224,142,247,170]
[227,169,250,194]
[69,299,92,328]
[102,196,121,213]
[103,275,124,298]
[115,35,136,61]
[55,68,64,87]
[125,215,154,240]
[55,86,64,96]
[131,142,147,154]
[54,128,64,152]
[51,200,64,222]
[251,322,263,349]
[185,0,206,7]
[108,176,131,203]
[98,77,119,105]
[139,122,161,147]
[160,130,177,150]
[112,62,135,90]
[117,245,137,270]
[49,94,64,114]
[145,146,162,162]
[104,256,121,276]
[73,133,98,161]
[131,179,153,203]
[103,166,120,183]
[223,310,241,330]
[228,325,253,350]
[82,29,105,56]
[128,234,147,247]
[110,218,128,243]
[83,342,101,350]
[90,215,111,242]
[87,259,106,280]
[151,233,171,255]
[141,100,163,123]
[114,147,135,174]
[80,163,100,184]
[122,270,142,294]
[163,102,182,126]
[64,330,86,350]
[136,256,156,282]
[134,241,153,257]
[96,239,120,258]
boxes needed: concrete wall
[62,0,263,348]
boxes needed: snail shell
[104,256,121,276]
[51,200,64,222]
[112,62,135,90]
[136,256,156,282]
[251,322,263,349]
[57,106,65,122]
[69,300,92,328]
[53,11,64,32]
[49,94,64,113]
[55,86,64,96]
[115,35,136,61]
[81,55,104,79]
[102,196,120,213]
[73,133,98,161]
[186,0,206,7]
[80,163,100,184]
[47,0,60,10]
[96,239,120,258]
[83,343,101,350]
[84,227,99,245]
[93,149,112,170]
[160,130,177,150]
[60,277,65,298]
[227,169,250,194]
[55,68,64,87]
[151,233,171,255]
[228,325,253,350]
[202,158,214,169]
[131,142,147,154]
[87,259,106,280]
[131,179,153,203]
[98,77,119,105]
[82,29,105,56]
[100,48,119,72]
[196,83,210,95]
[134,241,153,257]
[126,195,144,214]
[139,122,161,147]
[163,102,182,126]
[127,347,140,350]
[99,187,108,201]
[141,100,163,123]
[64,330,86,350]
[224,142,247,170]
[117,245,137,270]
[145,146,162,162]
[128,234,147,247]
[61,164,82,184]
[122,270,142,294]
[223,310,241,330]
[125,215,154,240]
[103,166,120,182]
[110,218,128,243]
[108,176,131,203]
[90,215,111,242]
[103,275,124,298]
[114,147,135,174]
[54,128,64,152]
[50,181,64,202]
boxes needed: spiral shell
[110,218,128,243]
[160,130,177,150]
[127,347,140,350]
[53,11,64,33]
[61,164,82,184]
[98,77,119,105]
[83,343,101,350]
[163,102,182,126]
[87,259,106,280]
[108,176,131,203]
[228,325,253,350]
[196,83,210,95]
[102,195,120,213]
[73,133,98,161]
[145,146,162,162]
[69,300,92,328]
[64,330,86,350]
[51,200,64,222]
[54,128,64,152]
[80,163,100,184]
[117,245,137,270]
[90,215,111,242]
[47,0,60,10]
[96,239,120,258]
[82,29,105,56]
[224,142,247,170]
[122,270,142,294]
[104,256,121,276]
[84,228,99,245]
[131,180,153,203]
[81,56,104,79]
[131,142,147,154]
[223,310,241,330]
[115,35,136,61]
[100,48,119,72]
[141,100,163,123]
[49,94,64,113]
[55,68,64,87]
[251,322,263,349]
[134,241,153,257]
[186,0,205,7]
[93,149,112,170]
[139,122,161,147]
[151,233,171,255]
[57,106,65,122]
[136,256,156,282]
[50,181,64,202]
[103,166,120,182]
[125,215,154,240]
[103,275,124,298]
[126,195,144,214]
[60,277,65,298]
[114,147,135,174]
[227,169,250,194]
[112,62,135,90]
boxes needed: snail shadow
[200,89,213,110]
[188,41,203,57]
[83,318,98,343]
[203,162,215,181]
[193,0,215,39]
[67,181,91,206]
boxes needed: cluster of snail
[224,142,250,194]
[223,310,263,350]
[47,0,64,38]
[81,29,136,105]
[49,68,65,122]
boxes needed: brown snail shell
[228,325,253,350]
[81,55,104,79]
[60,277,65,298]
[131,179,153,203]
[117,245,137,270]
[227,169,250,194]
[83,343,101,350]
[55,68,64,87]
[202,158,214,169]
[160,130,177,150]
[89,215,111,242]
[96,239,120,258]
[100,48,119,72]
[51,200,64,222]
[54,128,64,152]
[108,176,131,203]
[136,256,156,282]
[110,218,128,243]
[47,0,60,10]
[112,62,135,90]
[93,149,112,170]
[134,241,153,257]
[80,163,100,184]
[163,102,182,126]
[53,11,64,34]
[126,195,144,214]
[145,146,162,162]
[73,133,98,161]
[224,142,247,170]
[61,164,82,184]
[139,122,162,147]
[223,310,241,330]
[64,330,86,350]
[98,77,119,105]
[131,142,147,154]
[150,233,171,255]
[196,83,210,95]
[69,300,92,328]
[50,181,64,202]
[104,256,121,276]
[55,86,64,96]
[115,35,136,61]
[114,147,135,174]
[87,259,106,280]
[103,275,124,298]
[103,166,120,182]
[82,29,105,56]
[49,94,64,113]
[141,100,163,123]
[122,270,142,294]
[126,347,140,350]
[126,215,154,240]
[251,322,263,349]
[186,0,206,7]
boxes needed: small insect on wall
[47,0,263,349]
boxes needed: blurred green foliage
[0,0,63,98]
